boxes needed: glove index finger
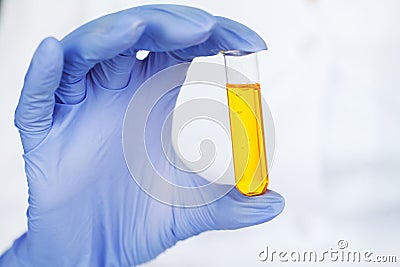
[169,16,268,61]
[58,4,216,104]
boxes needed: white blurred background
[1,0,399,266]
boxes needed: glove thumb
[172,188,284,240]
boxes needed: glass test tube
[223,51,269,196]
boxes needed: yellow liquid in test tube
[227,83,269,196]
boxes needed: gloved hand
[0,5,284,267]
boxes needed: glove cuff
[0,233,31,267]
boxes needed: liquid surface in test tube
[227,83,269,196]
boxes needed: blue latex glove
[0,5,284,267]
